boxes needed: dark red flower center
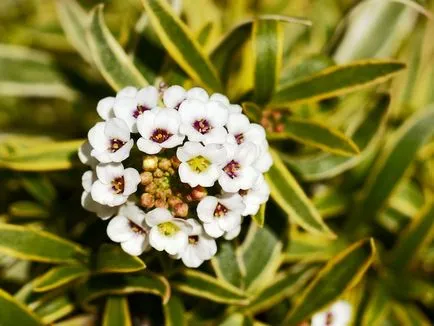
[326,312,333,326]
[188,235,199,244]
[110,139,126,152]
[111,176,125,194]
[234,133,244,145]
[214,203,229,217]
[129,220,147,234]
[193,119,212,134]
[223,160,241,179]
[133,104,150,118]
[150,128,173,143]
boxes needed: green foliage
[0,0,433,324]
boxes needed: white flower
[209,93,242,114]
[178,98,229,144]
[113,86,159,133]
[163,86,209,110]
[218,142,260,193]
[240,174,270,216]
[136,108,184,154]
[78,141,98,168]
[91,163,140,207]
[106,202,150,256]
[177,141,227,187]
[311,300,352,326]
[88,118,134,163]
[96,96,115,120]
[81,170,117,220]
[172,219,217,268]
[145,208,192,255]
[197,193,245,238]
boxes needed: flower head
[146,208,192,255]
[91,163,141,207]
[88,118,134,163]
[163,86,209,110]
[197,193,245,238]
[311,300,352,326]
[107,202,150,256]
[136,108,184,154]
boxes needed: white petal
[197,196,218,223]
[186,218,202,235]
[107,215,134,242]
[236,142,258,165]
[105,118,131,142]
[205,101,228,126]
[226,113,250,135]
[81,191,117,219]
[78,141,97,167]
[96,163,124,184]
[311,311,328,326]
[91,180,113,205]
[145,208,173,226]
[195,237,217,260]
[254,150,273,173]
[165,231,188,255]
[149,227,166,251]
[136,110,156,137]
[82,170,94,192]
[163,85,186,109]
[209,93,229,105]
[110,139,134,162]
[203,220,224,238]
[117,86,137,98]
[123,168,141,195]
[176,141,204,161]
[178,99,205,124]
[155,108,181,132]
[224,225,241,240]
[97,96,115,120]
[228,104,242,114]
[137,137,161,154]
[136,86,158,109]
[88,122,109,151]
[186,87,208,102]
[119,202,146,226]
[121,233,149,256]
[201,127,227,145]
[218,213,241,232]
[160,134,184,149]
[181,246,204,268]
[202,144,227,165]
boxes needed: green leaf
[219,313,254,326]
[272,60,405,106]
[33,265,89,292]
[268,117,359,156]
[389,180,424,218]
[196,22,214,47]
[389,201,434,271]
[142,0,222,91]
[252,203,265,227]
[284,94,389,181]
[86,5,148,91]
[164,295,186,326]
[9,201,49,219]
[238,224,282,293]
[283,238,376,325]
[392,302,431,326]
[347,105,434,229]
[56,0,91,63]
[103,296,132,326]
[266,149,335,237]
[0,44,76,101]
[313,188,350,218]
[0,288,43,325]
[93,244,146,274]
[34,295,74,324]
[54,314,95,326]
[171,269,248,305]
[211,242,243,288]
[21,174,56,206]
[77,273,170,309]
[239,266,316,315]
[0,139,84,171]
[252,19,283,104]
[361,283,391,326]
[0,224,88,263]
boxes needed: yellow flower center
[187,155,211,173]
[158,221,180,236]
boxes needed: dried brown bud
[190,186,207,201]
[158,158,172,171]
[167,196,183,208]
[142,155,158,171]
[275,123,285,133]
[170,155,181,169]
[140,193,154,208]
[155,198,168,208]
[174,202,188,217]
[140,172,153,185]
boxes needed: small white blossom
[209,93,242,114]
[106,202,150,256]
[240,174,270,216]
[78,141,98,168]
[146,208,192,255]
[113,86,159,133]
[178,98,229,144]
[81,170,117,220]
[163,86,209,110]
[197,193,245,238]
[218,142,260,193]
[177,141,227,187]
[172,219,217,268]
[96,96,115,120]
[88,118,134,163]
[136,108,184,154]
[311,300,352,326]
[91,163,140,207]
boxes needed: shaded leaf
[103,296,132,326]
[211,242,243,288]
[34,295,74,324]
[252,203,265,227]
[9,201,49,219]
[273,60,405,106]
[86,5,148,91]
[93,244,146,274]
[361,283,391,326]
[0,288,42,325]
[21,174,56,206]
[34,265,89,292]
[164,295,185,326]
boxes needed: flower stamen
[158,221,180,236]
[214,203,228,217]
[234,133,244,144]
[111,176,125,194]
[187,155,211,173]
[193,119,212,134]
[133,104,150,118]
[223,160,241,179]
[110,139,126,152]
[188,235,199,244]
[129,221,147,234]
[150,128,173,143]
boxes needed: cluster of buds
[79,85,271,268]
[261,110,285,133]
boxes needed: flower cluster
[310,300,352,326]
[79,85,271,268]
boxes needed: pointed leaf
[392,302,431,326]
[266,149,335,237]
[103,296,132,326]
[171,269,248,305]
[361,283,391,326]
[272,60,405,106]
[164,295,186,326]
[34,265,89,292]
[283,239,376,325]
[21,174,56,206]
[9,201,49,219]
[93,244,146,274]
[0,288,43,325]
[0,224,88,263]
[211,242,243,288]
[34,295,74,324]
[86,5,148,91]
[252,203,265,227]
[252,19,283,104]
[142,0,222,91]
[268,117,359,156]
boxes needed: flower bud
[174,202,188,217]
[145,183,157,194]
[142,155,158,171]
[168,195,183,208]
[153,168,164,178]
[170,155,181,169]
[140,193,155,208]
[155,198,168,208]
[190,186,207,201]
[158,158,172,171]
[140,172,153,185]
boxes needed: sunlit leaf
[8,201,49,219]
[103,296,132,326]
[0,288,42,325]
[93,244,146,274]
[361,283,391,326]
[211,242,243,288]
[34,295,74,324]
[33,265,89,292]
